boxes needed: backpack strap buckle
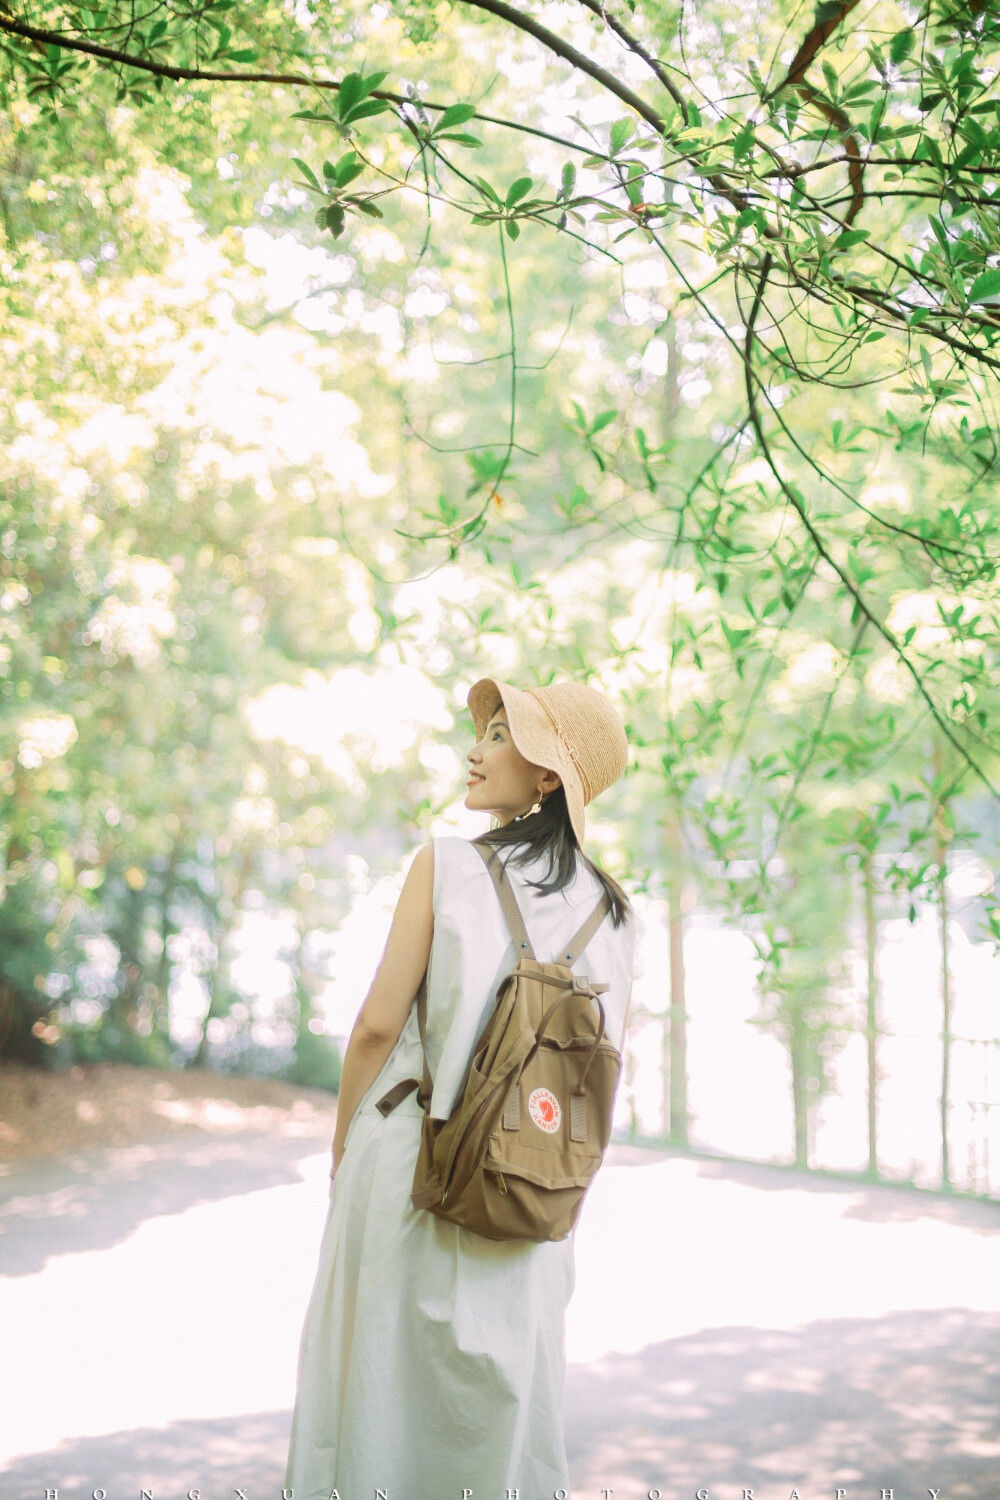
[570,974,609,998]
[375,1077,421,1116]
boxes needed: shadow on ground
[566,1305,1000,1499]
[0,1410,292,1497]
[608,1139,1000,1234]
[0,1128,332,1277]
[2,1309,998,1497]
[5,1135,997,1282]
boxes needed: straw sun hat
[467,678,629,847]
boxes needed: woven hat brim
[467,678,587,847]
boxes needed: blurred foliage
[0,0,998,1170]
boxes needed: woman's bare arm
[330,843,435,1173]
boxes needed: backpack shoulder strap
[473,838,611,966]
[471,839,536,959]
[556,887,612,965]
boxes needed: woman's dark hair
[473,783,632,928]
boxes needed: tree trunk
[660,313,684,1143]
[660,1010,670,1142]
[151,845,180,1042]
[624,1040,639,1141]
[937,847,953,1191]
[5,761,29,866]
[790,1021,809,1168]
[191,851,252,1068]
[665,809,689,1143]
[863,849,880,1177]
[933,750,953,1190]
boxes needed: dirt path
[0,1060,339,1163]
[1,1078,998,1499]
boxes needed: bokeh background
[3,0,1000,1198]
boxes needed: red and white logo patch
[527,1087,561,1134]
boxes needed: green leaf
[475,176,502,204]
[505,176,533,208]
[968,268,1000,304]
[834,228,870,250]
[610,117,635,155]
[337,71,366,118]
[342,99,390,125]
[589,409,617,434]
[733,120,755,160]
[291,157,322,190]
[721,620,753,650]
[438,133,482,147]
[625,172,644,206]
[929,215,950,255]
[437,103,477,129]
[560,162,576,198]
[889,28,916,64]
[504,219,520,240]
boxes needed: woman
[285,676,638,1500]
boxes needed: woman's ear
[539,768,562,795]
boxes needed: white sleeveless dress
[284,835,637,1500]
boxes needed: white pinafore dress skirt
[284,837,636,1500]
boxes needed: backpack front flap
[412,965,539,1213]
[485,960,622,1192]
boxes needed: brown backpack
[374,838,625,1243]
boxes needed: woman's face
[465,709,560,826]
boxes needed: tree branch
[762,0,866,227]
[455,0,666,132]
[0,10,588,157]
[765,0,863,99]
[742,255,1000,800]
[572,0,689,118]
[453,0,779,225]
